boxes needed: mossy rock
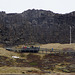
[62,69,70,73]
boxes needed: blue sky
[0,0,75,14]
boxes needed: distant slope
[0,9,75,46]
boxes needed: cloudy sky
[0,0,75,14]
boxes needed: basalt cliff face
[0,9,75,45]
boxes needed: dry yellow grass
[40,43,75,50]
[0,43,75,74]
[0,67,74,75]
[14,43,75,50]
[0,67,41,74]
[0,48,20,58]
[0,47,30,59]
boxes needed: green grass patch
[29,62,38,66]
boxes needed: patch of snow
[12,56,19,58]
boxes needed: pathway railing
[39,48,75,56]
[6,47,75,56]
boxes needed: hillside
[0,9,75,46]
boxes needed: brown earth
[0,53,75,74]
[0,44,75,74]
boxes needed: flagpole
[70,26,71,44]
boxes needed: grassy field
[0,43,75,57]
[40,43,75,50]
[13,43,75,50]
[0,43,75,74]
[0,67,41,74]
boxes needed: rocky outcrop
[0,9,75,46]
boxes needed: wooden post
[70,26,72,44]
